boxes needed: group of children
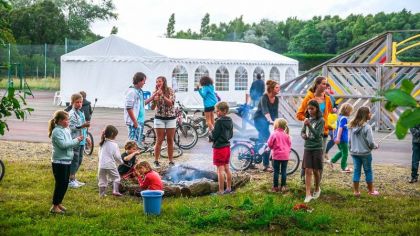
[48,92,163,214]
[48,76,385,213]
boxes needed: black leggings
[52,163,71,205]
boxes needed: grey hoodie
[349,123,378,156]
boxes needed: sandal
[368,190,379,196]
[341,167,352,173]
[354,192,361,197]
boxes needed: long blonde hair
[349,106,370,128]
[273,118,289,134]
[48,110,69,138]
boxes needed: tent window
[253,67,265,81]
[172,65,188,92]
[215,66,229,91]
[194,65,209,86]
[235,66,248,91]
[285,67,296,81]
[270,67,281,84]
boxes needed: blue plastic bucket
[140,190,164,215]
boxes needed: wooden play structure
[279,30,419,131]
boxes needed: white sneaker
[75,179,85,186]
[304,195,313,203]
[313,188,321,199]
[69,180,81,188]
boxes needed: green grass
[0,158,419,235]
[0,77,59,90]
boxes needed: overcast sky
[91,0,419,39]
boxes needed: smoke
[163,164,218,184]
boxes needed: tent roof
[131,37,297,64]
[61,35,166,62]
[62,35,298,65]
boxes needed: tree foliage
[166,10,419,56]
[0,87,33,136]
[166,13,175,38]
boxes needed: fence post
[65,38,68,54]
[44,43,47,79]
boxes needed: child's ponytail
[48,118,56,138]
[99,125,119,147]
[48,110,69,138]
[273,118,289,134]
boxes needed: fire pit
[119,164,250,197]
[161,164,250,197]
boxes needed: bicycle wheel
[193,117,209,138]
[160,146,183,158]
[230,143,253,171]
[0,160,4,182]
[143,123,156,146]
[175,123,198,150]
[287,149,300,175]
[84,132,94,156]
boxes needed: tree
[110,26,118,35]
[9,0,117,41]
[0,0,15,45]
[288,22,326,53]
[0,87,33,135]
[241,29,269,48]
[10,1,67,44]
[200,13,210,38]
[166,13,175,38]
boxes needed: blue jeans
[412,142,420,179]
[127,122,144,147]
[272,160,288,187]
[254,117,270,143]
[325,130,335,153]
[352,154,373,183]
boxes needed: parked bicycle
[0,159,4,182]
[83,98,97,156]
[176,101,209,138]
[141,122,183,158]
[230,137,300,175]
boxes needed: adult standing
[296,76,333,182]
[249,73,265,107]
[150,76,176,167]
[253,79,280,171]
[124,72,148,147]
[409,125,420,183]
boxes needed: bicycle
[176,101,209,138]
[230,137,300,175]
[83,98,97,156]
[0,159,4,182]
[142,122,183,158]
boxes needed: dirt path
[0,91,413,167]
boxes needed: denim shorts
[154,118,176,129]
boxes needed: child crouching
[134,161,163,191]
[98,125,124,197]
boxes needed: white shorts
[154,118,176,129]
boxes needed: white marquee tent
[60,35,298,108]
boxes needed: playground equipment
[279,30,419,132]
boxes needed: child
[98,125,124,197]
[118,140,141,179]
[68,93,90,188]
[48,110,83,214]
[209,101,234,195]
[196,76,218,131]
[267,118,292,193]
[301,100,325,203]
[329,103,353,172]
[409,125,420,183]
[349,106,379,196]
[134,161,163,191]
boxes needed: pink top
[137,170,163,190]
[267,128,292,161]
